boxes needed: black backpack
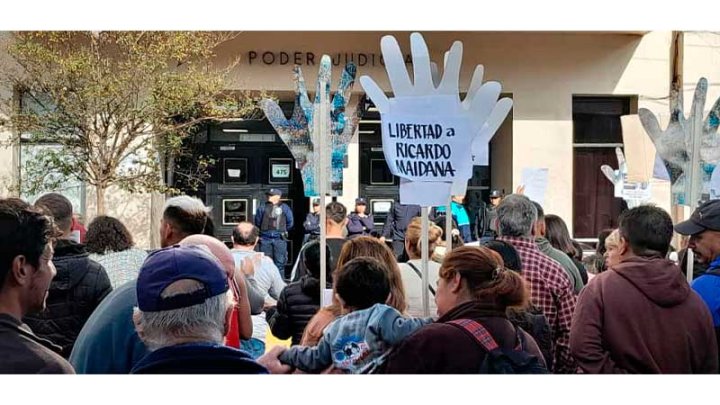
[448,319,548,374]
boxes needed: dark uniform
[254,189,294,275]
[475,201,498,241]
[382,202,422,260]
[347,197,375,239]
[303,212,321,244]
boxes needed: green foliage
[1,31,262,204]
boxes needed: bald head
[232,222,259,250]
[179,234,235,278]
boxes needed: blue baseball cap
[136,245,229,312]
[266,188,282,197]
[355,197,367,205]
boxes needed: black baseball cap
[266,188,282,197]
[489,190,502,199]
[355,197,367,205]
[675,200,720,235]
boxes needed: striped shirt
[498,236,577,373]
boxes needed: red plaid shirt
[498,236,578,373]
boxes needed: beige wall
[216,31,673,234]
[7,31,702,241]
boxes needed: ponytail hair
[439,246,528,309]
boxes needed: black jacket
[23,239,112,358]
[507,306,554,372]
[347,212,375,239]
[131,343,268,374]
[268,275,329,345]
[382,203,422,241]
[0,314,75,374]
[474,202,497,239]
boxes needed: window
[18,91,86,214]
[20,143,86,215]
[222,199,248,225]
[223,158,248,184]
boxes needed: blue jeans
[259,237,288,277]
[459,224,473,243]
[240,338,266,359]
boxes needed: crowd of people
[1,188,719,374]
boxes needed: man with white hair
[131,245,267,373]
[496,194,577,374]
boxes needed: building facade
[2,31,720,261]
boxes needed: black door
[202,122,308,277]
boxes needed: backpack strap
[447,319,500,352]
[406,262,437,296]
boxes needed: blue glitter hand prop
[639,78,720,206]
[261,57,359,197]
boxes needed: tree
[1,31,261,214]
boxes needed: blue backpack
[448,319,548,374]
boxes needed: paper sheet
[520,167,549,206]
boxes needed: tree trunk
[96,184,106,216]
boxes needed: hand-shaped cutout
[360,32,512,205]
[639,78,720,206]
[261,57,360,197]
[601,147,651,208]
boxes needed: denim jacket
[278,303,432,373]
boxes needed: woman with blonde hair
[603,229,622,270]
[398,217,443,316]
[382,245,546,373]
[300,236,408,348]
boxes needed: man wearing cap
[130,245,267,374]
[675,199,720,361]
[475,190,502,242]
[302,198,321,244]
[254,189,294,276]
[347,197,375,239]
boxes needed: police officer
[347,197,375,239]
[303,198,321,244]
[381,202,422,260]
[254,188,294,276]
[475,189,502,243]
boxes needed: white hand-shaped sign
[601,147,651,208]
[360,33,512,206]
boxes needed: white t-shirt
[398,259,441,317]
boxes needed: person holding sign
[254,189,294,276]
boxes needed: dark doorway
[185,103,308,277]
[572,96,632,239]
